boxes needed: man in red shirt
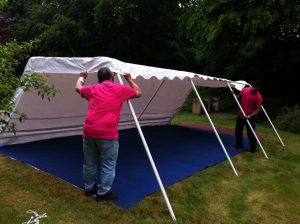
[75,67,142,201]
[232,81,262,153]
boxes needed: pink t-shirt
[80,80,137,139]
[239,87,262,117]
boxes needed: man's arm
[75,71,88,94]
[124,73,142,97]
[246,103,262,119]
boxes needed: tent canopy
[0,56,247,145]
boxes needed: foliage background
[0,0,299,132]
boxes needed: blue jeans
[83,138,119,195]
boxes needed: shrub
[274,105,300,134]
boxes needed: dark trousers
[235,115,257,152]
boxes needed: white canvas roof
[0,56,247,145]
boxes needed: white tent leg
[190,79,238,176]
[138,80,165,120]
[261,106,285,147]
[117,74,176,222]
[227,82,268,159]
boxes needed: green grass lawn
[1,112,300,224]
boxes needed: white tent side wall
[0,76,192,145]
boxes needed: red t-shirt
[80,80,137,139]
[239,87,262,117]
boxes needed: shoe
[85,185,97,197]
[231,145,243,150]
[96,191,118,201]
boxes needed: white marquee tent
[0,56,283,221]
[0,56,245,145]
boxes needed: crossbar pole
[138,80,165,120]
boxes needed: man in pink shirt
[75,67,142,201]
[232,81,262,153]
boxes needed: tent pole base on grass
[190,78,239,176]
[227,82,269,159]
[116,73,177,222]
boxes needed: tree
[0,14,13,43]
[3,0,95,56]
[94,0,190,68]
[181,0,300,100]
[0,0,13,43]
[4,0,196,69]
[0,40,59,133]
[95,0,195,68]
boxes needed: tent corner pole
[227,82,269,159]
[189,78,238,176]
[116,73,177,222]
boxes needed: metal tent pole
[138,80,165,120]
[261,106,285,146]
[116,74,176,221]
[190,79,238,176]
[227,82,269,159]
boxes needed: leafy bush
[274,106,300,134]
[0,40,59,133]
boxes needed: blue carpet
[0,125,247,208]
